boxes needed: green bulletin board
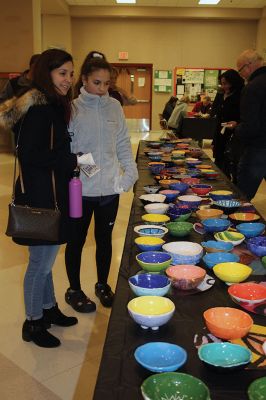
[154,70,172,93]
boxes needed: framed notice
[154,70,173,92]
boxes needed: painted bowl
[162,241,203,265]
[159,179,180,189]
[147,141,161,149]
[202,171,219,179]
[196,208,224,221]
[127,296,175,330]
[143,185,162,194]
[203,252,240,269]
[141,213,170,225]
[134,224,168,238]
[159,189,180,203]
[228,282,266,306]
[134,342,187,372]
[236,222,265,238]
[169,182,189,194]
[201,218,230,233]
[141,372,210,400]
[134,236,165,252]
[139,193,166,206]
[201,240,234,253]
[203,307,253,340]
[186,148,203,158]
[128,273,171,297]
[191,184,212,196]
[167,205,192,221]
[148,155,162,162]
[214,231,245,246]
[149,163,166,175]
[136,251,172,273]
[186,159,202,167]
[261,255,266,268]
[247,236,266,257]
[166,265,206,290]
[198,342,252,371]
[229,212,260,224]
[166,221,193,237]
[212,199,241,215]
[209,190,233,201]
[213,262,252,283]
[178,195,202,210]
[144,202,169,215]
[181,177,201,185]
[248,377,266,400]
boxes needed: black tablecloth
[93,141,265,400]
[180,117,216,140]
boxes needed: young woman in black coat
[0,49,78,348]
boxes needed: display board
[154,70,172,93]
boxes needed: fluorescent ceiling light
[116,0,136,3]
[199,0,221,4]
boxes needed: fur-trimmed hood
[0,88,47,130]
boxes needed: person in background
[0,54,41,102]
[109,66,137,106]
[192,95,212,115]
[235,49,266,200]
[64,57,138,311]
[167,95,190,134]
[0,49,80,348]
[162,96,178,121]
[210,69,244,180]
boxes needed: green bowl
[248,377,266,400]
[141,372,211,400]
[173,212,192,222]
[261,256,266,268]
[166,221,193,237]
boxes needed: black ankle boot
[43,303,78,327]
[95,283,114,308]
[22,319,61,348]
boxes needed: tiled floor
[0,132,266,399]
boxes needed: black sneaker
[65,288,96,313]
[43,303,78,327]
[95,283,114,308]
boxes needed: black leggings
[65,195,119,290]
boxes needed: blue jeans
[237,148,266,201]
[24,245,60,320]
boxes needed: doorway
[112,63,153,132]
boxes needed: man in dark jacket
[235,49,266,200]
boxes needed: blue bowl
[203,252,240,269]
[135,342,187,372]
[201,240,234,253]
[149,155,162,162]
[159,190,180,203]
[209,192,233,201]
[198,342,252,371]
[150,164,165,175]
[236,222,265,238]
[212,199,241,215]
[136,251,173,272]
[247,236,266,257]
[169,182,189,194]
[201,218,231,233]
[129,274,171,297]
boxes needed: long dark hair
[220,69,245,93]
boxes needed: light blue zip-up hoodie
[69,87,138,196]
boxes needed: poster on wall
[154,70,172,92]
[182,69,204,84]
[204,69,219,88]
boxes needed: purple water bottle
[69,168,82,218]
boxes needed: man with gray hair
[235,49,266,200]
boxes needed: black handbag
[5,123,61,241]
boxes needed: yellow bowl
[214,231,245,246]
[210,190,233,196]
[128,296,175,315]
[135,237,165,246]
[142,214,170,225]
[213,262,252,283]
[196,208,223,220]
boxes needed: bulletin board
[154,70,173,93]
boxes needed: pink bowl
[166,265,206,290]
[228,282,266,306]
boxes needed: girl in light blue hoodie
[65,58,138,311]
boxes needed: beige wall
[72,17,257,130]
[42,15,72,53]
[257,7,266,58]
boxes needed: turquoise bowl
[203,252,240,269]
[198,342,252,372]
[236,222,265,238]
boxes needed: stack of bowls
[162,241,203,265]
[128,273,171,297]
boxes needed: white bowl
[139,194,166,204]
[144,203,169,215]
[162,241,203,265]
[134,225,169,238]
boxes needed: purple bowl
[247,236,266,256]
[169,182,189,194]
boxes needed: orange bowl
[229,212,260,223]
[196,208,223,221]
[203,307,253,340]
[166,265,206,290]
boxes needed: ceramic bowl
[181,177,201,185]
[214,231,245,246]
[198,342,252,371]
[213,262,252,283]
[159,179,180,189]
[169,182,189,194]
[149,163,165,175]
[159,189,180,203]
[228,282,266,306]
[191,184,212,196]
[162,241,203,265]
[166,265,206,290]
[143,185,162,194]
[196,208,224,221]
[201,240,234,253]
[134,342,187,372]
[247,236,266,256]
[128,273,171,297]
[148,155,162,162]
[134,236,165,252]
[229,212,260,224]
[141,372,211,400]
[166,221,193,237]
[136,251,172,273]
[139,193,166,206]
[134,224,168,238]
[202,171,219,180]
[248,377,266,400]
[186,159,202,167]
[209,190,233,201]
[167,205,192,221]
[178,195,202,210]
[261,255,266,268]
[203,252,240,269]
[141,213,170,225]
[186,148,203,158]
[144,202,169,215]
[127,296,175,330]
[201,218,230,233]
[212,199,241,215]
[203,307,253,339]
[236,222,265,238]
